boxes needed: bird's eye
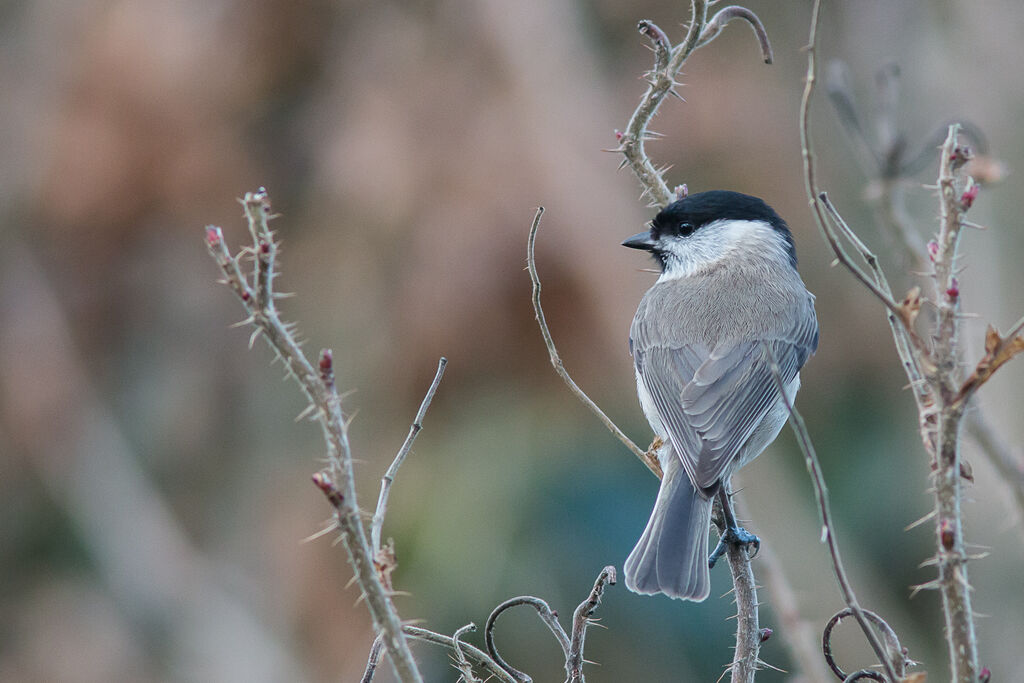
[678,222,694,235]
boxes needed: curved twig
[822,608,910,682]
[566,567,617,683]
[452,623,482,683]
[484,595,571,682]
[526,207,661,478]
[402,626,517,683]
[697,5,774,63]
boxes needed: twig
[484,595,570,682]
[696,5,774,63]
[619,1,773,206]
[822,608,910,682]
[403,626,517,683]
[526,206,661,478]
[566,566,617,683]
[206,189,422,683]
[360,634,385,683]
[452,623,482,683]
[722,505,761,683]
[799,18,919,344]
[371,357,448,554]
[764,343,901,682]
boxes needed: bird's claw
[708,526,761,568]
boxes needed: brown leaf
[902,672,928,683]
[900,286,923,327]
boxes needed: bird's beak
[621,232,656,251]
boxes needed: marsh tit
[621,190,818,601]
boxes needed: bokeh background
[2,0,1023,681]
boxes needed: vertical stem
[931,125,979,683]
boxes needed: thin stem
[566,566,617,683]
[485,595,570,683]
[765,343,900,682]
[403,626,517,683]
[360,634,385,683]
[452,623,482,683]
[371,357,448,553]
[526,207,661,478]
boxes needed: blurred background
[1,0,1023,681]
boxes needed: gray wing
[634,307,818,491]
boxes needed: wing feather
[634,300,818,490]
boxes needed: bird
[620,190,818,601]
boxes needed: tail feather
[624,456,712,601]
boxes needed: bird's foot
[708,526,761,568]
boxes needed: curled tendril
[822,608,912,682]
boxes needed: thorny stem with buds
[801,0,1024,678]
[483,567,617,683]
[928,126,979,682]
[205,190,422,683]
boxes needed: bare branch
[371,357,448,553]
[360,634,385,683]
[929,125,980,682]
[566,566,617,683]
[206,189,422,683]
[764,341,901,682]
[526,207,661,478]
[484,595,570,682]
[822,608,912,682]
[452,623,482,683]
[697,5,774,63]
[403,626,516,683]
[717,498,762,683]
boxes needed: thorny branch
[616,1,772,207]
[206,189,422,683]
[801,1,1024,679]
[566,566,617,683]
[484,567,617,683]
[824,66,1024,530]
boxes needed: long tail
[624,455,712,601]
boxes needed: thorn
[248,327,263,348]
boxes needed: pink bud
[319,349,333,374]
[614,129,624,141]
[205,226,222,247]
[927,241,939,261]
[961,184,979,209]
[980,666,991,682]
[940,519,955,550]
[759,628,773,643]
[946,278,959,300]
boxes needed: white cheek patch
[656,219,787,282]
